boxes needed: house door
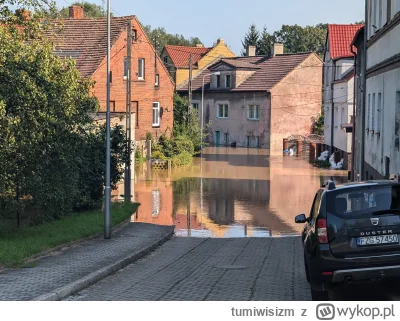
[215,131,221,146]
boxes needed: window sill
[152,125,160,128]
[217,117,228,119]
[248,118,260,121]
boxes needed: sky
[55,0,365,55]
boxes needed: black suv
[296,174,400,300]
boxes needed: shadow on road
[329,280,400,301]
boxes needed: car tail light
[317,218,328,244]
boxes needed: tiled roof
[215,57,263,69]
[178,52,314,92]
[233,53,312,91]
[328,24,364,60]
[164,45,211,68]
[46,16,136,77]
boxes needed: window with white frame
[216,75,221,88]
[217,103,228,118]
[372,93,376,131]
[192,102,199,110]
[152,102,160,127]
[341,107,346,124]
[377,93,382,134]
[367,94,371,130]
[248,105,260,120]
[225,75,231,88]
[138,58,145,79]
[155,74,160,86]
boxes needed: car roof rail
[389,173,400,183]
[322,180,336,190]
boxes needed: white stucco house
[353,0,400,180]
[323,24,363,171]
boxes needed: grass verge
[0,202,139,268]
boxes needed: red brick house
[49,6,175,141]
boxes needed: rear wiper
[372,209,400,216]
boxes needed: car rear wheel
[311,288,329,301]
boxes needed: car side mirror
[295,214,307,224]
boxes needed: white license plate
[357,235,399,246]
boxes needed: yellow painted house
[161,38,235,87]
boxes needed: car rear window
[326,185,400,216]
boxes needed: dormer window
[216,75,221,88]
[225,75,231,88]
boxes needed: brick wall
[91,17,175,141]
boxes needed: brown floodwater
[116,147,348,238]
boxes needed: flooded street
[129,147,348,238]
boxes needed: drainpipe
[360,1,368,180]
[330,61,336,155]
[350,46,357,182]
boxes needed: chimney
[15,9,30,21]
[196,44,204,48]
[69,6,84,19]
[217,38,225,45]
[272,43,284,56]
[246,45,256,57]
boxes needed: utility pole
[104,0,111,239]
[188,54,193,118]
[124,21,132,201]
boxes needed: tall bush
[0,3,130,223]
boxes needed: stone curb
[31,226,175,301]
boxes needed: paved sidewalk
[67,236,311,301]
[0,223,174,301]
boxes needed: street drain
[214,265,248,270]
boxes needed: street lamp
[104,0,111,239]
[201,71,220,149]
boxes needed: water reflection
[130,147,348,238]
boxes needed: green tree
[173,94,209,153]
[310,109,325,136]
[241,24,260,56]
[0,1,130,222]
[58,1,106,18]
[257,27,274,56]
[273,24,327,55]
[144,25,203,55]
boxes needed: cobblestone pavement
[0,223,173,301]
[67,236,312,301]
